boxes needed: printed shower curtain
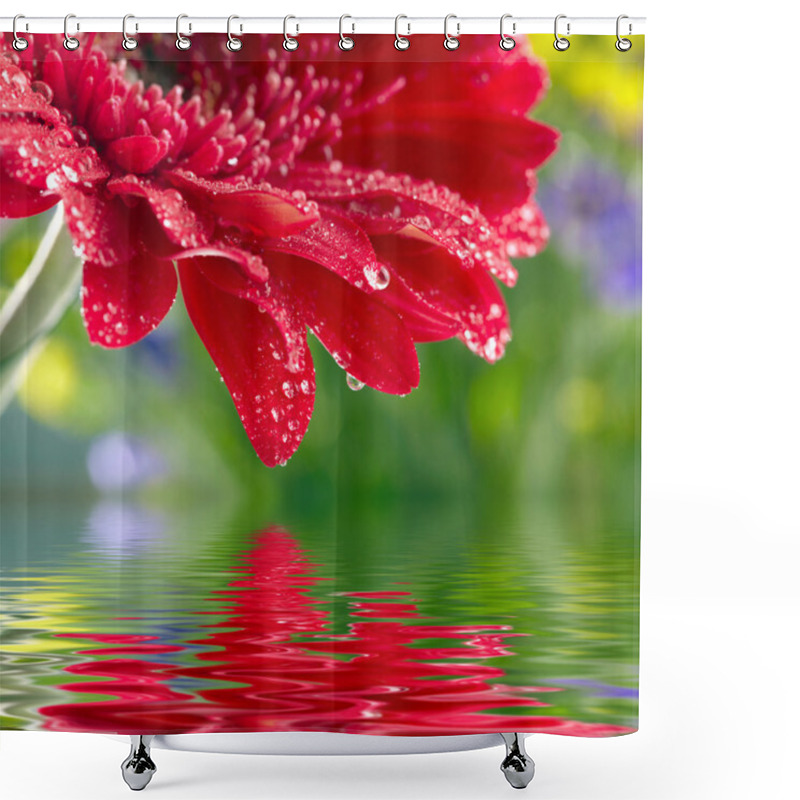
[1,31,642,740]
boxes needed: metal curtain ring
[339,14,354,50]
[227,15,242,51]
[500,14,516,50]
[616,14,632,51]
[122,14,138,51]
[176,14,191,50]
[283,15,298,51]
[63,13,79,50]
[553,14,570,51]
[394,15,410,50]
[444,13,460,51]
[12,14,29,51]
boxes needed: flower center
[8,35,404,183]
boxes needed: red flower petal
[331,35,549,119]
[374,270,461,343]
[494,196,550,259]
[166,170,320,238]
[106,135,167,173]
[333,111,558,218]
[287,163,519,287]
[176,251,306,375]
[0,173,59,217]
[40,49,71,110]
[0,116,107,192]
[372,235,511,364]
[267,255,420,395]
[61,190,136,267]
[179,136,224,176]
[263,206,382,291]
[106,175,212,249]
[82,254,177,348]
[178,263,315,467]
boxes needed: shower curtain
[0,30,643,740]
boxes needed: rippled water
[0,499,637,736]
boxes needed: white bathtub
[108,731,506,755]
[111,731,535,790]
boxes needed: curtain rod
[0,16,646,37]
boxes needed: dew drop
[30,81,54,103]
[364,265,390,290]
[62,164,79,183]
[346,374,365,391]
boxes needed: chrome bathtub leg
[121,735,157,791]
[500,733,535,789]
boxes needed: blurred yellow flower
[531,35,644,138]
[18,337,77,422]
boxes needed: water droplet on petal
[364,265,391,291]
[374,266,390,290]
[346,374,365,391]
[30,81,54,103]
[61,164,79,183]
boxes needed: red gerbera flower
[0,34,557,466]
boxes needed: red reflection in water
[39,528,633,736]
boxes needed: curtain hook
[175,14,191,50]
[122,14,138,51]
[553,14,570,51]
[63,13,79,51]
[616,14,632,51]
[394,15,410,51]
[283,15,299,51]
[500,14,516,50]
[12,14,29,51]
[444,14,460,51]
[227,15,243,52]
[339,14,355,51]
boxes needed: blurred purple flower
[86,431,168,492]
[539,158,641,309]
[129,324,181,381]
[554,678,638,700]
[83,500,166,556]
